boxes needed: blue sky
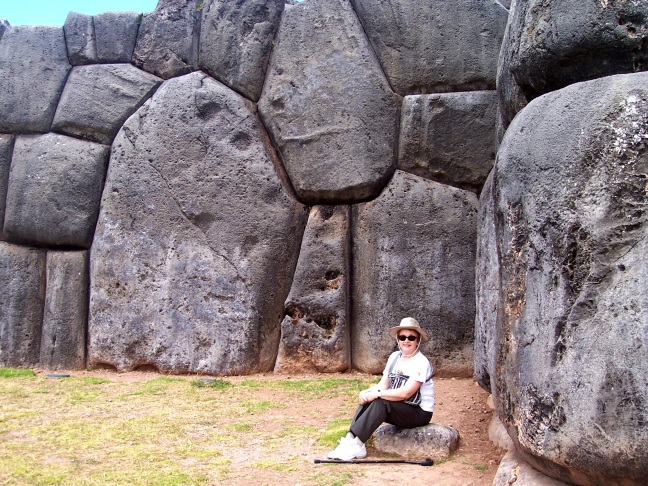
[1,0,160,26]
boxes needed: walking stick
[314,457,433,466]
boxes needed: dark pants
[349,399,433,443]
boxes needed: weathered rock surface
[372,423,459,461]
[0,26,71,133]
[352,170,478,375]
[258,0,401,204]
[3,134,109,248]
[40,251,88,370]
[494,450,570,486]
[0,19,8,39]
[52,64,162,144]
[63,12,96,65]
[89,72,308,375]
[474,171,499,392]
[94,11,141,63]
[275,205,350,373]
[132,0,202,79]
[488,413,513,451]
[398,91,497,192]
[349,0,508,95]
[498,0,648,130]
[491,73,648,485]
[199,0,284,102]
[0,242,46,367]
[0,135,13,233]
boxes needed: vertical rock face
[474,171,499,392]
[93,12,141,63]
[63,12,97,65]
[398,91,498,192]
[89,72,307,375]
[492,73,648,485]
[0,242,46,367]
[0,26,71,133]
[352,170,478,375]
[3,134,110,248]
[132,0,202,79]
[275,205,351,373]
[498,0,648,130]
[40,251,88,370]
[258,0,401,204]
[349,0,508,95]
[0,135,13,233]
[199,0,284,102]
[52,64,162,144]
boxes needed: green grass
[0,370,379,485]
[0,368,36,379]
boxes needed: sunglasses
[398,335,418,341]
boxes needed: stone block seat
[371,423,460,461]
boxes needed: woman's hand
[359,388,379,404]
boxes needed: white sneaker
[327,434,367,461]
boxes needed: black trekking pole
[314,457,433,466]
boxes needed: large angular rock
[199,0,284,102]
[398,91,497,192]
[52,64,162,144]
[89,72,308,375]
[0,20,8,40]
[132,0,202,79]
[474,171,499,392]
[349,0,508,95]
[0,26,71,133]
[494,450,569,486]
[258,0,401,204]
[40,251,88,370]
[492,73,648,485]
[498,0,648,130]
[372,423,460,461]
[352,170,478,375]
[0,242,46,367]
[94,11,141,63]
[0,135,13,234]
[3,134,110,248]
[275,205,351,373]
[63,12,96,65]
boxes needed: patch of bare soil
[41,369,505,485]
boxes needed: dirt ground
[60,369,506,485]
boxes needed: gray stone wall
[1,0,495,376]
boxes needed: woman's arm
[359,374,391,404]
[361,376,422,403]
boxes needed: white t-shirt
[382,351,435,412]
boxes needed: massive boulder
[3,134,110,248]
[275,205,351,373]
[93,11,141,63]
[398,91,498,193]
[0,135,13,233]
[52,64,162,144]
[63,12,96,65]
[199,0,284,102]
[0,242,46,367]
[0,26,71,133]
[498,0,648,130]
[40,251,89,370]
[132,0,202,79]
[89,72,308,375]
[349,0,508,95]
[258,0,401,204]
[352,170,478,375]
[490,73,648,485]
